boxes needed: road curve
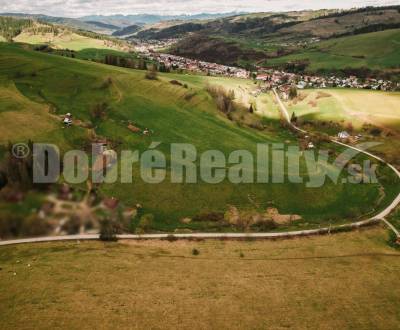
[272,88,400,228]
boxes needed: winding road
[272,88,400,235]
[0,89,398,246]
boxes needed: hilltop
[0,16,130,51]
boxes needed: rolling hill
[0,42,398,233]
[267,28,400,73]
[161,6,400,73]
[0,16,131,52]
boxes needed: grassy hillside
[0,228,399,329]
[164,7,400,72]
[268,29,400,72]
[283,88,400,167]
[14,30,121,51]
[0,42,398,232]
[0,16,130,52]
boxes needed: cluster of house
[132,39,398,90]
[256,70,399,92]
[144,51,250,78]
[132,38,179,53]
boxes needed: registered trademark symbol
[12,143,30,159]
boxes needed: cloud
[0,0,398,17]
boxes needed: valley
[0,3,400,329]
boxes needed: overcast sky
[0,0,398,17]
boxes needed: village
[132,39,399,93]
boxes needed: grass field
[0,228,399,329]
[284,88,400,164]
[286,89,400,131]
[14,31,119,51]
[268,29,400,71]
[0,42,398,232]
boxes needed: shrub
[101,77,113,89]
[21,215,51,237]
[61,216,81,235]
[0,214,23,239]
[145,70,158,80]
[289,85,298,99]
[166,234,178,242]
[205,84,236,114]
[137,214,154,232]
[192,211,224,222]
[91,102,109,121]
[192,248,200,256]
[99,218,118,241]
[170,80,182,86]
[370,127,382,136]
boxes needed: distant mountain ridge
[78,12,246,27]
[0,12,117,33]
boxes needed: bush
[192,248,200,256]
[61,216,81,235]
[170,80,182,86]
[137,214,154,232]
[91,102,109,121]
[21,215,51,237]
[192,211,224,222]
[145,70,158,80]
[166,234,178,242]
[99,218,118,241]
[289,85,298,99]
[0,215,23,239]
[205,84,236,114]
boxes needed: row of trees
[103,54,171,73]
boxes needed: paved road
[0,218,380,246]
[272,88,400,228]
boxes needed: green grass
[0,228,399,329]
[13,31,119,51]
[287,89,400,130]
[0,42,398,231]
[285,88,400,165]
[268,29,400,71]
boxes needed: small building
[338,131,350,139]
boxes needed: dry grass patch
[0,228,399,329]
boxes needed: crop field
[0,228,399,329]
[268,29,400,71]
[0,42,398,232]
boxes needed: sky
[0,0,398,18]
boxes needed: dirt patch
[316,91,332,99]
[266,208,302,225]
[308,100,317,107]
[127,124,141,133]
[224,206,301,228]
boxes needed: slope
[0,42,397,231]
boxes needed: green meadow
[0,42,398,231]
[268,29,400,71]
